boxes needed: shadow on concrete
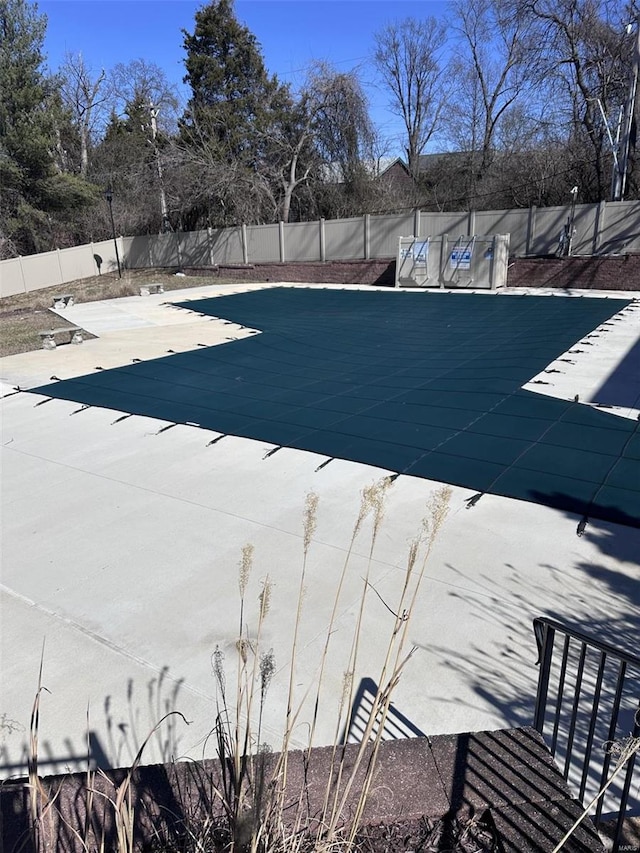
[0,666,187,782]
[590,334,640,408]
[341,676,426,744]
[0,667,194,853]
[100,666,187,771]
[576,515,640,570]
[415,529,640,824]
[0,731,111,781]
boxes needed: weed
[25,481,451,853]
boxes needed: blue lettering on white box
[450,247,472,270]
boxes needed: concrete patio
[1,282,638,824]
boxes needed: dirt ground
[0,269,234,357]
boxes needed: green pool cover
[31,289,639,528]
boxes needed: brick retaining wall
[507,255,640,290]
[183,258,396,286]
[185,255,640,291]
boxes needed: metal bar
[618,19,640,200]
[533,617,640,837]
[595,660,627,824]
[533,618,640,668]
[614,739,639,851]
[564,641,587,778]
[551,635,571,756]
[533,620,555,733]
[579,650,607,800]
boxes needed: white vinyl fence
[2,200,639,298]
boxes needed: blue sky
[39,0,451,156]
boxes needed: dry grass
[0,310,87,358]
[0,269,245,357]
[26,481,454,853]
[191,479,453,852]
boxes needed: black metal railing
[533,617,640,851]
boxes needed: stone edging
[0,727,603,852]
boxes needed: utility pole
[613,18,640,201]
[149,102,171,232]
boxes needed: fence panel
[420,211,469,238]
[208,227,244,264]
[530,206,568,255]
[283,221,320,261]
[124,236,151,269]
[147,233,179,268]
[570,204,600,255]
[18,250,64,292]
[325,217,364,260]
[3,200,640,298]
[0,258,26,297]
[599,200,640,253]
[56,244,99,281]
[475,209,530,255]
[370,213,413,258]
[244,224,278,263]
[92,238,124,275]
[179,230,210,267]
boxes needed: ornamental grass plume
[26,481,453,853]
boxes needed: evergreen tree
[176,0,290,225]
[181,0,290,167]
[0,0,97,256]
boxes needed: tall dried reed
[26,480,451,853]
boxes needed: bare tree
[374,17,448,178]
[60,52,107,177]
[450,0,541,181]
[103,60,181,230]
[248,62,377,223]
[165,118,280,230]
[108,58,180,133]
[271,98,314,225]
[524,0,632,199]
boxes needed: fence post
[279,221,285,263]
[55,247,64,284]
[413,208,420,238]
[468,209,476,236]
[364,214,370,259]
[319,218,326,262]
[532,621,555,733]
[174,231,182,269]
[593,200,605,255]
[17,255,26,294]
[241,224,248,264]
[439,233,448,288]
[526,205,537,255]
[207,226,214,266]
[118,236,126,271]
